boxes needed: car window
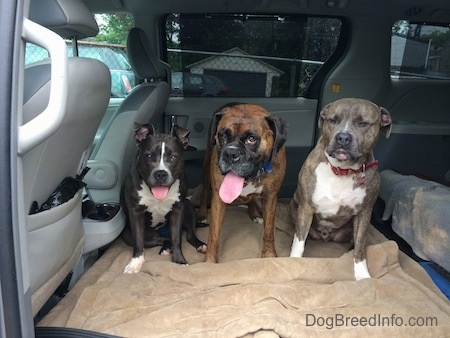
[391,21,450,79]
[165,14,342,97]
[24,13,135,98]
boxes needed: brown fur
[199,103,288,263]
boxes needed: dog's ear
[171,124,190,149]
[318,103,331,129]
[133,123,155,144]
[210,102,243,145]
[210,111,223,145]
[380,107,392,138]
[265,115,288,154]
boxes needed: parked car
[171,72,230,96]
[25,43,135,98]
[77,45,135,98]
[2,0,450,337]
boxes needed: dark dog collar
[247,154,273,184]
[328,160,378,176]
[263,153,273,174]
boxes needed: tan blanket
[38,201,450,337]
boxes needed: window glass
[391,21,450,79]
[166,14,341,97]
[24,13,135,98]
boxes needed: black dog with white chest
[121,123,206,273]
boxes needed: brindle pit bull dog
[290,98,392,280]
[198,103,288,263]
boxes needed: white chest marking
[241,181,263,197]
[137,179,181,225]
[312,162,366,217]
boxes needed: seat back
[84,27,170,203]
[22,0,111,316]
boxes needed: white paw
[199,219,208,224]
[123,255,144,274]
[290,234,305,257]
[160,248,172,256]
[354,259,371,280]
[197,244,207,254]
[253,217,263,224]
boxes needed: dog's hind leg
[143,228,172,255]
[248,200,263,223]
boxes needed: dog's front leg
[124,209,146,273]
[205,192,226,263]
[289,200,314,258]
[352,212,371,280]
[169,201,188,265]
[197,175,211,225]
[261,193,278,258]
[184,199,207,253]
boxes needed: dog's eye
[328,118,338,125]
[246,135,257,145]
[170,155,178,162]
[146,152,156,161]
[358,121,369,128]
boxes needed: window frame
[161,13,347,99]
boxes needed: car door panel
[374,80,450,182]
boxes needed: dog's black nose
[154,170,168,183]
[336,132,352,146]
[223,147,241,163]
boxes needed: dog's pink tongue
[219,172,245,204]
[151,186,169,200]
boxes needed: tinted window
[166,14,341,97]
[391,21,450,79]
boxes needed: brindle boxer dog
[198,103,288,263]
[290,98,392,280]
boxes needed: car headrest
[29,0,99,39]
[127,27,166,80]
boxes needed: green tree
[422,29,450,50]
[94,13,133,45]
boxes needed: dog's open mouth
[151,186,170,200]
[219,171,245,204]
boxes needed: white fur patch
[160,248,171,256]
[123,255,145,274]
[157,142,168,171]
[253,217,263,224]
[290,234,305,257]
[137,179,181,225]
[354,259,371,280]
[241,181,263,197]
[312,162,366,217]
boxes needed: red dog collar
[329,160,378,176]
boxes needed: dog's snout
[223,147,241,164]
[336,132,352,146]
[154,170,168,183]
